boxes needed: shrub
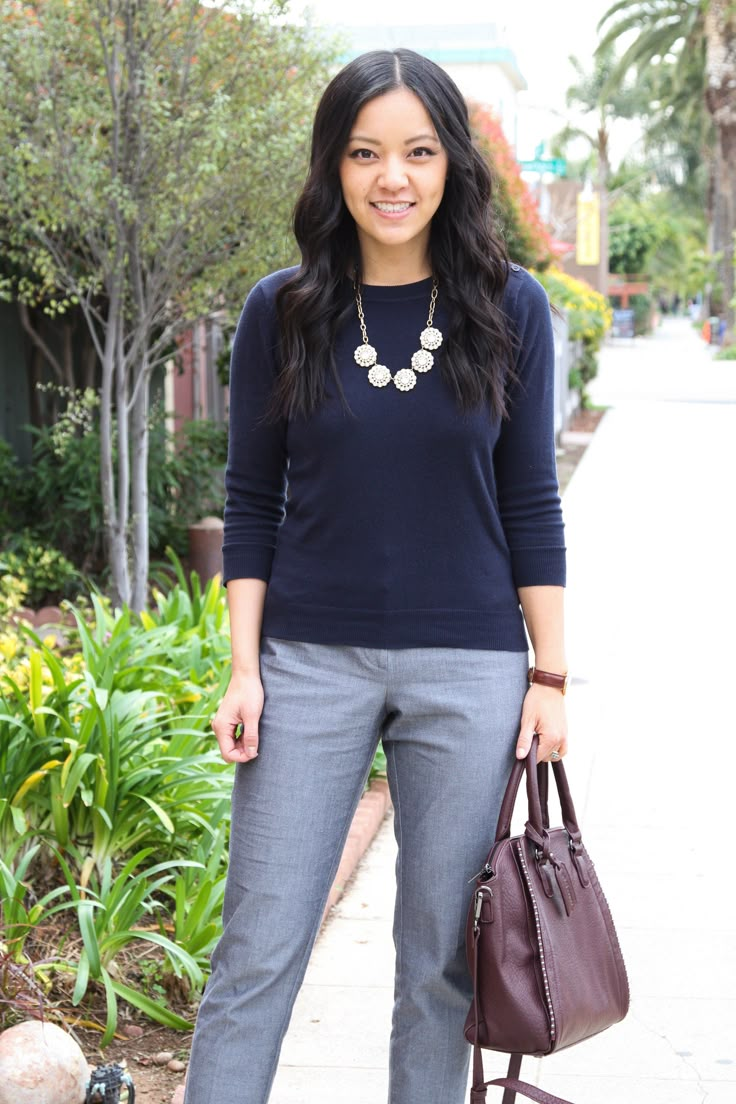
[1,536,80,609]
[17,389,227,574]
[470,104,555,270]
[534,267,612,405]
[0,440,24,535]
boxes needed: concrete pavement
[269,316,736,1104]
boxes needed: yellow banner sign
[576,194,600,266]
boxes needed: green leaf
[78,900,102,977]
[110,980,193,1031]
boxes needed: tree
[597,0,736,331]
[0,0,337,608]
[551,44,652,296]
[470,103,555,269]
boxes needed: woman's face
[339,86,448,267]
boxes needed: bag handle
[494,737,582,847]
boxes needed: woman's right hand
[211,671,264,764]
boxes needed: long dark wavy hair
[272,48,517,422]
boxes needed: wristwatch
[528,666,569,695]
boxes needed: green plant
[0,841,76,961]
[715,343,736,359]
[1,562,232,870]
[1,535,80,609]
[159,823,228,971]
[23,388,106,573]
[535,267,611,406]
[52,847,201,1043]
[0,559,29,619]
[148,416,228,555]
[0,440,24,535]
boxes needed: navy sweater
[222,265,565,650]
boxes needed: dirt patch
[557,407,606,494]
[75,1021,191,1104]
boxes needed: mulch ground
[75,1020,192,1104]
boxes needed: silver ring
[550,750,561,761]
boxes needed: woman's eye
[409,147,435,158]
[349,148,376,160]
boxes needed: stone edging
[170,777,392,1104]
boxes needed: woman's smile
[370,200,416,218]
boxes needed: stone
[167,1059,186,1072]
[122,1024,144,1039]
[0,1020,90,1104]
[153,1050,174,1065]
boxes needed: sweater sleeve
[222,281,288,584]
[493,270,566,588]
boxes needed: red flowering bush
[470,102,555,271]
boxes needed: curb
[170,777,392,1104]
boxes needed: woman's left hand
[516,684,568,762]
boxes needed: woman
[184,48,567,1104]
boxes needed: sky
[294,0,639,165]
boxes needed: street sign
[519,158,567,175]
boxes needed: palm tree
[598,0,736,331]
[552,44,653,295]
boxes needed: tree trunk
[130,360,151,612]
[99,283,130,606]
[17,302,64,387]
[705,0,736,338]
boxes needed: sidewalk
[270,316,736,1104]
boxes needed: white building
[339,24,527,151]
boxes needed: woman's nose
[378,156,408,190]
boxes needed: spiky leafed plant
[597,0,736,331]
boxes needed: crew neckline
[343,274,435,302]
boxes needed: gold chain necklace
[353,278,442,392]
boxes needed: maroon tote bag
[464,736,629,1103]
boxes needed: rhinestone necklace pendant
[353,277,441,393]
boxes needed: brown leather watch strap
[528,667,569,694]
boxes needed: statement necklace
[353,277,443,392]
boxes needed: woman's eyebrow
[346,133,440,146]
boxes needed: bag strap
[493,737,582,847]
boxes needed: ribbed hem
[222,545,275,585]
[261,600,529,651]
[509,547,567,589]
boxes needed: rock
[153,1050,174,1066]
[167,1059,186,1072]
[122,1024,144,1039]
[0,1020,90,1104]
[34,606,64,627]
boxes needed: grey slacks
[184,637,528,1104]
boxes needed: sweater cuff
[222,545,275,586]
[510,547,567,589]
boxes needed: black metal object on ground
[86,1063,135,1103]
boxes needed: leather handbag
[464,736,629,1104]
